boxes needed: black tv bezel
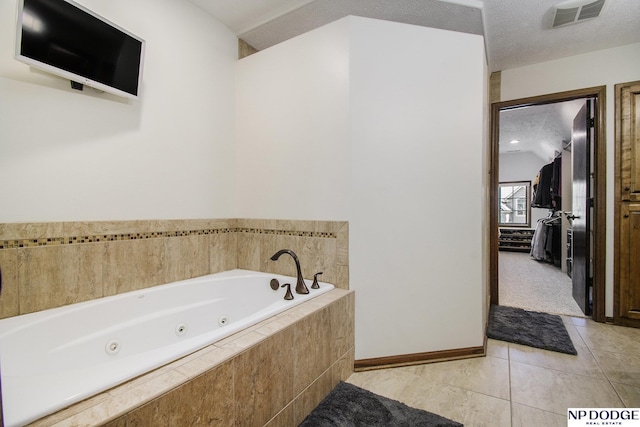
[14,0,146,99]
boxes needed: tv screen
[15,0,145,99]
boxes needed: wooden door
[615,81,640,327]
[618,204,640,324]
[571,101,593,315]
[619,82,640,202]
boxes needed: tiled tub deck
[26,289,354,427]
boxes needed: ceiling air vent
[551,0,606,28]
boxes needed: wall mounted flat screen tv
[15,0,145,99]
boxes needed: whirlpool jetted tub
[0,269,334,427]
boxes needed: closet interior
[500,151,572,277]
[496,97,594,318]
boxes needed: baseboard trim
[354,345,485,372]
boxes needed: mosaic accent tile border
[0,227,336,249]
[239,228,335,238]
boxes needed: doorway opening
[489,87,606,322]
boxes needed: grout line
[576,326,628,407]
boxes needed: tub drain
[218,316,229,327]
[175,323,188,336]
[105,339,121,355]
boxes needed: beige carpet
[499,251,585,317]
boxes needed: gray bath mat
[487,304,577,355]
[299,381,463,427]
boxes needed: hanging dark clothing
[550,156,562,210]
[532,163,554,208]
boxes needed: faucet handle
[311,272,323,289]
[281,283,294,300]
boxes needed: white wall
[235,19,351,220]
[349,19,486,358]
[236,16,487,360]
[350,20,485,358]
[500,151,550,226]
[500,42,640,317]
[0,0,238,222]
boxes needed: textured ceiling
[484,0,640,71]
[238,0,484,51]
[190,0,639,158]
[192,0,640,72]
[499,99,585,161]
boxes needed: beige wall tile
[217,330,267,353]
[0,222,65,240]
[332,348,356,384]
[235,327,295,426]
[316,220,346,235]
[293,370,334,426]
[268,234,332,281]
[209,232,237,273]
[303,237,337,284]
[175,346,236,380]
[258,233,279,273]
[103,239,165,296]
[252,219,273,230]
[1,218,349,316]
[237,231,262,271]
[294,309,332,395]
[330,291,355,361]
[18,244,104,314]
[122,360,235,426]
[336,222,349,266]
[31,370,189,426]
[63,220,147,236]
[0,248,19,318]
[102,416,127,427]
[336,265,349,290]
[164,235,210,283]
[274,219,309,232]
[264,404,294,427]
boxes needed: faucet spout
[270,249,309,294]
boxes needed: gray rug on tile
[487,304,577,355]
[298,381,463,427]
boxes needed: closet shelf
[498,228,534,252]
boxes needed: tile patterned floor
[347,316,640,426]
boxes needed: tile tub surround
[0,218,348,318]
[25,289,354,426]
